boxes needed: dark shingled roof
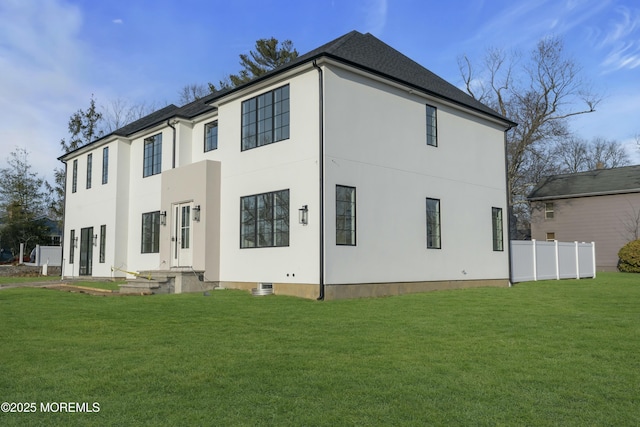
[61,30,513,161]
[528,165,640,200]
[221,30,514,125]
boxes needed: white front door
[172,202,193,267]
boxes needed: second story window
[102,146,109,184]
[426,104,437,147]
[143,133,162,177]
[242,85,289,151]
[545,202,554,219]
[86,153,92,189]
[72,159,78,193]
[204,121,218,152]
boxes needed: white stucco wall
[322,65,509,284]
[62,139,130,278]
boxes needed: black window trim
[426,104,438,147]
[204,120,218,152]
[426,197,441,249]
[240,189,290,249]
[241,84,290,151]
[336,185,357,246]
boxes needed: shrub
[617,240,640,273]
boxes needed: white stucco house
[59,31,516,299]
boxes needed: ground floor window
[240,189,290,248]
[426,198,441,249]
[99,224,106,263]
[492,207,503,251]
[141,211,161,253]
[336,185,356,245]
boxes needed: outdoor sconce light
[193,205,201,222]
[299,205,308,225]
[93,234,98,246]
[73,237,78,248]
[159,210,167,226]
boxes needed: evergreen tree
[0,148,50,257]
[209,38,298,91]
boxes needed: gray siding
[530,192,640,271]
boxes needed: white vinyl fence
[33,245,62,267]
[511,240,596,283]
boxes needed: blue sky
[1,0,639,184]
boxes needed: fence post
[19,243,24,265]
[532,239,537,281]
[575,241,580,280]
[591,242,596,279]
[555,240,560,280]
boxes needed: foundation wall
[219,279,510,300]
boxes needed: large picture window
[240,189,290,248]
[143,134,162,177]
[426,104,438,147]
[426,198,441,249]
[241,85,289,150]
[141,211,160,253]
[336,185,356,246]
[204,121,218,152]
[492,207,503,251]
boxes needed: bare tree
[178,83,210,105]
[460,37,600,235]
[102,98,160,133]
[555,137,629,173]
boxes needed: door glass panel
[181,206,190,249]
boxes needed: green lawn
[1,272,639,426]
[0,276,59,285]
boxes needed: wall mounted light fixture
[160,210,167,226]
[193,205,201,222]
[93,234,98,246]
[299,205,308,225]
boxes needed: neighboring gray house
[528,165,640,271]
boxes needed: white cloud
[0,0,92,183]
[362,0,387,35]
[112,18,123,24]
[596,6,640,72]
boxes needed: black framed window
[102,146,109,184]
[141,211,160,253]
[99,224,106,262]
[72,159,78,193]
[426,198,441,249]
[242,85,289,150]
[426,104,438,147]
[336,185,356,246]
[143,134,162,177]
[86,153,92,189]
[492,207,503,251]
[240,189,289,248]
[204,121,218,152]
[69,229,75,263]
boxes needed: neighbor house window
[70,229,76,263]
[99,224,106,263]
[240,189,290,248]
[545,202,554,219]
[426,198,441,249]
[336,185,356,245]
[204,121,218,152]
[86,153,92,189]
[546,232,556,241]
[141,211,161,253]
[102,146,109,184]
[143,133,162,177]
[241,85,290,150]
[426,104,438,147]
[492,207,504,251]
[72,159,78,193]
